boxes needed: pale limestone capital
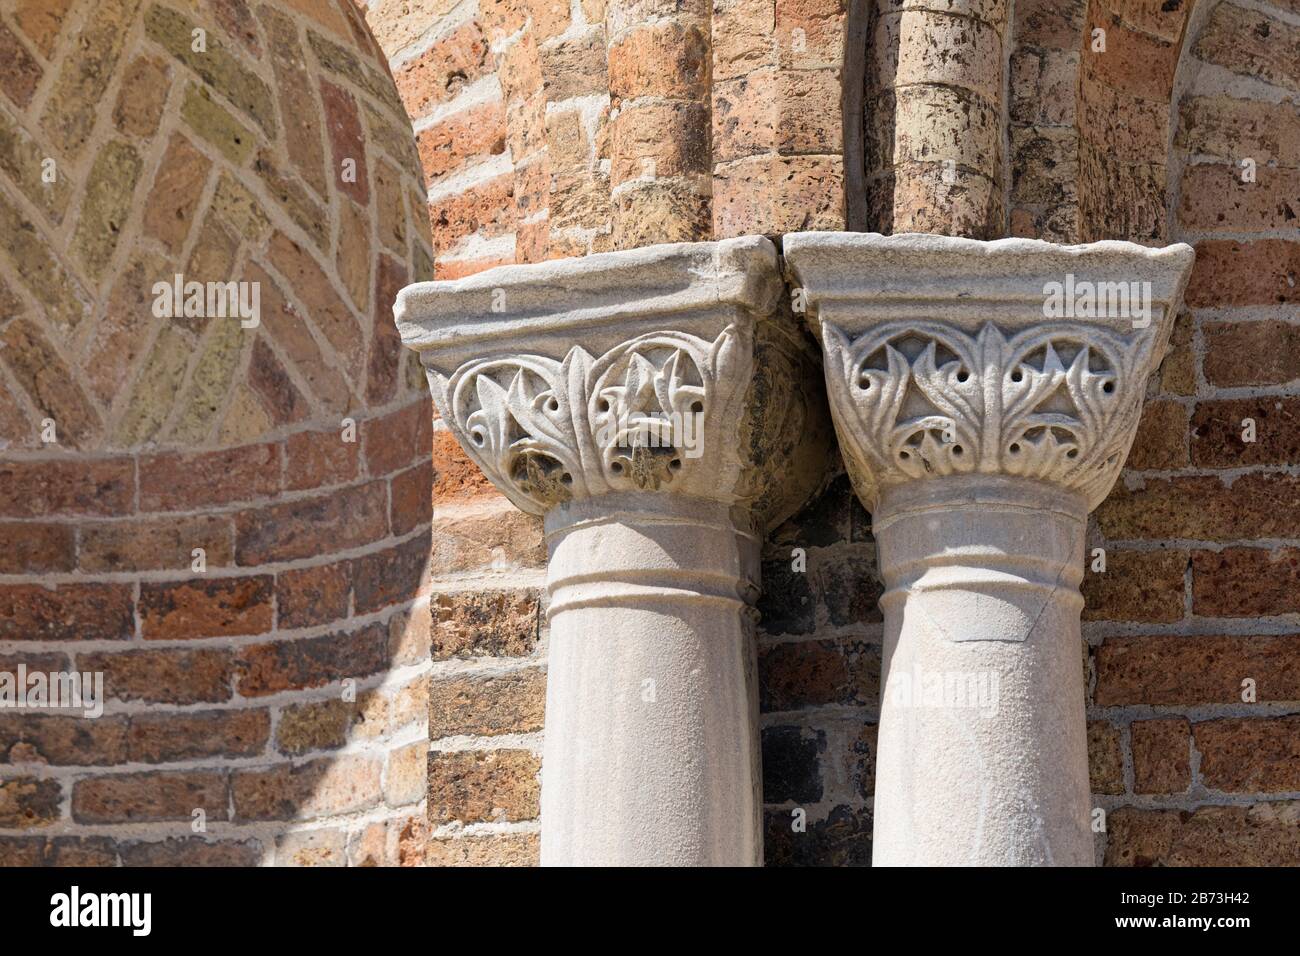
[395,236,832,530]
[783,232,1195,513]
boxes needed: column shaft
[541,493,762,866]
[871,478,1092,865]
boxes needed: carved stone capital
[396,236,831,530]
[783,232,1196,513]
[395,236,833,866]
[784,231,1195,866]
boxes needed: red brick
[1176,95,1300,167]
[141,133,212,252]
[126,710,271,764]
[430,173,516,253]
[140,575,275,639]
[276,560,352,629]
[1196,717,1300,793]
[1191,397,1300,467]
[0,582,134,641]
[776,0,845,70]
[609,21,709,100]
[249,262,356,414]
[248,337,311,426]
[366,254,407,404]
[267,231,366,376]
[1193,2,1300,93]
[1131,718,1191,794]
[713,154,844,237]
[234,481,389,565]
[0,318,101,447]
[1192,547,1300,618]
[0,837,44,865]
[1080,15,1178,101]
[120,838,262,867]
[1127,399,1188,470]
[0,522,74,573]
[113,54,171,137]
[0,777,60,828]
[364,400,430,476]
[0,458,133,518]
[79,515,234,572]
[285,427,360,491]
[351,535,430,614]
[232,755,382,820]
[416,99,507,180]
[1106,804,1300,866]
[139,443,281,512]
[81,647,234,705]
[0,714,129,766]
[390,461,433,535]
[1094,634,1300,706]
[72,771,228,824]
[1096,474,1300,541]
[1180,164,1300,234]
[392,20,490,117]
[234,623,389,697]
[44,836,118,866]
[1081,549,1186,623]
[320,78,369,205]
[1203,321,1300,388]
[1185,240,1300,308]
[758,637,880,711]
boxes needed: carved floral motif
[440,326,752,514]
[823,320,1149,508]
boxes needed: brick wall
[1085,0,1300,865]
[0,0,434,865]
[368,0,1300,866]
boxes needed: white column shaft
[541,494,762,866]
[871,479,1091,865]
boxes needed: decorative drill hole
[1102,381,1115,394]
[952,445,963,456]
[957,370,969,383]
[1009,443,1021,454]
[547,398,559,412]
[1011,370,1024,383]
[690,401,704,413]
[670,459,682,471]
[611,462,623,474]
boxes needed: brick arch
[1088,0,1300,865]
[0,0,432,866]
[1006,0,1198,243]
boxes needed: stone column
[784,232,1195,866]
[396,237,831,865]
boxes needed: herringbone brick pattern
[0,0,433,453]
